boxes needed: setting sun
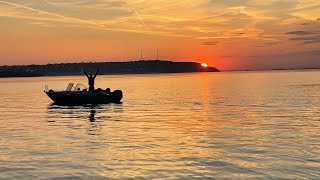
[201,63,208,67]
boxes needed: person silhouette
[84,68,100,91]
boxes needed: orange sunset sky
[0,0,319,70]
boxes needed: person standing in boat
[84,68,100,91]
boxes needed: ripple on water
[1,72,320,179]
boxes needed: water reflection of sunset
[201,72,209,120]
[1,71,320,179]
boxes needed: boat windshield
[45,83,88,92]
[65,83,88,91]
[73,83,88,91]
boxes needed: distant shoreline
[0,60,220,78]
[225,68,320,72]
[0,71,223,78]
[2,60,318,78]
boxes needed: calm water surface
[0,71,320,179]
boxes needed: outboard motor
[112,90,123,102]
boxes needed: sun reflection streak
[200,72,209,121]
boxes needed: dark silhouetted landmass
[0,60,220,78]
[0,71,44,78]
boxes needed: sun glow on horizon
[201,63,208,67]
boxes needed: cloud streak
[0,0,105,27]
[202,41,219,46]
[2,0,319,40]
[286,31,318,35]
[0,0,189,37]
[134,10,145,25]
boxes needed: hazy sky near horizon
[0,0,319,70]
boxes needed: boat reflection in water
[89,109,96,122]
[47,103,123,135]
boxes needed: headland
[0,60,220,78]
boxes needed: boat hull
[46,90,122,104]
